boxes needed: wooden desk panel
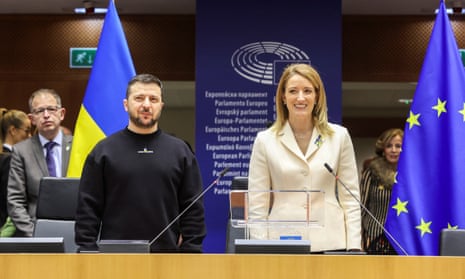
[0,254,463,279]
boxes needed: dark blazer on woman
[0,146,13,227]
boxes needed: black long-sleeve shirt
[75,128,206,252]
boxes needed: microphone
[324,163,408,256]
[149,167,230,246]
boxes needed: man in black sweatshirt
[75,74,205,252]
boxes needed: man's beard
[129,113,158,129]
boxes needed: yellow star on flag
[392,198,408,216]
[432,98,447,117]
[416,218,432,237]
[406,111,421,129]
[448,223,459,229]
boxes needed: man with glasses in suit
[7,88,73,236]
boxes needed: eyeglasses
[31,106,61,115]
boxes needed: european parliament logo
[231,41,310,85]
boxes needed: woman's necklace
[294,131,312,140]
[293,130,312,155]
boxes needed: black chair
[439,229,465,256]
[33,177,80,253]
[225,176,248,253]
[230,176,248,191]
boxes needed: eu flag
[385,0,465,255]
[67,0,136,177]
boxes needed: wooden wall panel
[343,15,465,82]
[0,14,194,131]
[343,16,432,81]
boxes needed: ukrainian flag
[67,0,136,177]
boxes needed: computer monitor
[234,239,311,254]
[98,239,150,253]
[0,237,65,253]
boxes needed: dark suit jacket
[7,134,72,236]
[0,146,12,226]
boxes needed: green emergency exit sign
[70,48,97,68]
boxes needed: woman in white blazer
[248,63,361,252]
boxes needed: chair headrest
[36,177,80,220]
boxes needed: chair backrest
[33,177,80,253]
[226,176,248,253]
[440,229,465,256]
[36,177,80,220]
[231,176,248,190]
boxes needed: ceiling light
[435,8,465,14]
[74,7,107,14]
[438,0,465,14]
[74,1,107,14]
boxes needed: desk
[0,254,463,278]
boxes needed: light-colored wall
[160,107,195,148]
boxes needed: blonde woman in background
[0,109,32,236]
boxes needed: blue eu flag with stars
[385,0,465,256]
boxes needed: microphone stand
[149,167,230,246]
[324,163,408,256]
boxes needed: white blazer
[248,121,361,252]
